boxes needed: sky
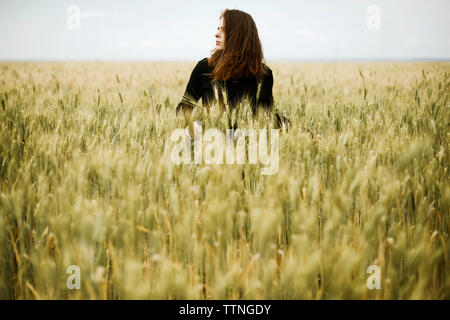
[0,0,449,61]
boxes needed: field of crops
[0,61,448,299]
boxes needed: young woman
[176,9,275,119]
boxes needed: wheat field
[0,61,448,299]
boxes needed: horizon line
[1,57,450,63]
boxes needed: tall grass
[0,61,448,299]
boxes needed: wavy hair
[207,9,268,81]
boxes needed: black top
[176,57,274,115]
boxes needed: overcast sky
[0,0,449,61]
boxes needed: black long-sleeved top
[176,57,274,115]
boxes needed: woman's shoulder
[191,57,212,78]
[260,63,273,82]
[195,57,211,71]
[262,63,272,74]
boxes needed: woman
[176,9,275,119]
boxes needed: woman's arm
[256,68,274,112]
[176,60,205,115]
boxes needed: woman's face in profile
[215,17,225,50]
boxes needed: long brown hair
[207,9,268,81]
